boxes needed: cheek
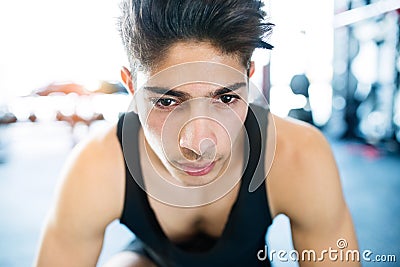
[235,101,248,123]
[136,96,166,139]
[148,114,162,132]
[141,109,181,154]
[214,104,248,150]
[138,96,180,140]
[143,112,166,141]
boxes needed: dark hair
[118,0,273,80]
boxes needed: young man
[35,0,360,266]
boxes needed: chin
[177,174,218,187]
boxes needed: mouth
[177,161,216,176]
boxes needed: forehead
[141,61,247,91]
[148,41,245,74]
[136,42,248,94]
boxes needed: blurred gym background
[0,0,399,266]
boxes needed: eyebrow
[143,82,246,99]
[143,86,190,98]
[211,82,246,97]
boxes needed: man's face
[133,42,250,186]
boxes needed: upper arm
[35,126,125,267]
[267,118,359,266]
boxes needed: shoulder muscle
[267,116,345,229]
[49,124,125,237]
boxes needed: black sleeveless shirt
[116,104,272,267]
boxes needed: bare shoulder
[50,123,125,232]
[35,124,127,266]
[266,115,345,226]
[273,115,334,165]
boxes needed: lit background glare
[268,0,333,125]
[0,0,333,126]
[0,0,127,98]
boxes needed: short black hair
[118,0,273,80]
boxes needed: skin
[35,42,360,267]
[133,51,249,188]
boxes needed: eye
[153,98,178,109]
[158,98,175,106]
[219,94,240,104]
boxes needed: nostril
[180,147,201,161]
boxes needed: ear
[120,66,135,95]
[121,66,138,113]
[248,61,255,78]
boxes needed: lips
[178,161,216,176]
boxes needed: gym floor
[0,121,399,267]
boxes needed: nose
[179,118,217,160]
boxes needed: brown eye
[157,98,176,107]
[219,95,239,104]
